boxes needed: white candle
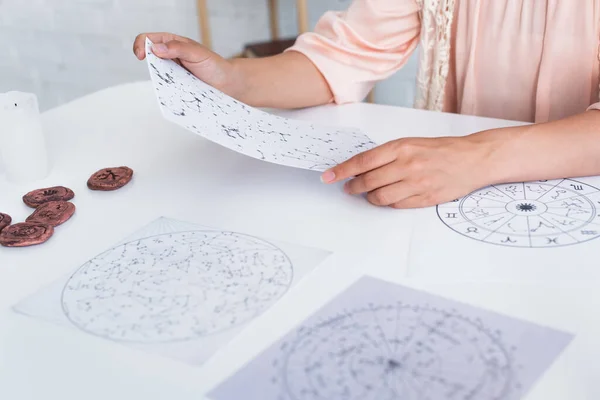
[0,92,49,183]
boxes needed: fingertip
[135,48,145,60]
[320,170,336,184]
[152,43,168,54]
[343,181,351,194]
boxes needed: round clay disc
[87,166,133,191]
[0,213,12,232]
[0,222,54,247]
[23,186,75,208]
[26,201,76,227]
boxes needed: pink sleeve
[286,0,421,104]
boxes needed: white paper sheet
[407,177,600,282]
[13,217,331,366]
[208,276,573,400]
[144,38,376,172]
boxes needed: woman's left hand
[321,133,502,208]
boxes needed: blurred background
[0,0,419,111]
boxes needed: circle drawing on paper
[61,230,293,343]
[273,303,518,400]
[437,179,600,247]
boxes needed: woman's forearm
[481,110,600,184]
[231,51,333,109]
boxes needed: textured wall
[0,0,417,111]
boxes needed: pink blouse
[288,0,600,123]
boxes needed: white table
[0,82,597,400]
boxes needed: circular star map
[437,179,600,247]
[61,230,293,343]
[274,303,518,400]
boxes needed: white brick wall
[0,0,417,111]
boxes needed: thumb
[151,40,212,64]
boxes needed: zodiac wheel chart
[61,230,294,343]
[273,303,519,400]
[437,179,600,247]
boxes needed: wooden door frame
[196,0,212,49]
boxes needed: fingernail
[152,43,168,53]
[320,170,335,183]
[136,49,144,59]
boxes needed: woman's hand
[133,32,246,100]
[321,132,504,208]
[132,32,333,109]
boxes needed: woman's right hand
[133,32,246,100]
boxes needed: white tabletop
[0,81,597,400]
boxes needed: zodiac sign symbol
[561,199,589,217]
[546,237,558,244]
[571,184,583,191]
[526,185,546,194]
[581,230,598,235]
[530,221,555,233]
[501,237,516,243]
[466,227,479,234]
[465,208,489,218]
[567,209,589,217]
[483,216,506,226]
[479,191,501,198]
[551,190,567,200]
[504,185,520,196]
[551,218,577,226]
[470,195,483,206]
[506,223,525,233]
[562,198,584,208]
[446,213,457,218]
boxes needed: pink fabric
[288,0,600,123]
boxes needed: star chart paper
[407,177,600,282]
[144,38,376,172]
[13,217,331,366]
[209,276,572,400]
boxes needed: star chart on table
[14,218,329,366]
[209,277,572,400]
[144,38,376,172]
[437,179,600,248]
[275,304,517,400]
[61,230,294,343]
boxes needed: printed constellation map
[61,230,294,343]
[144,38,376,172]
[275,304,517,400]
[437,179,600,248]
[209,277,572,400]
